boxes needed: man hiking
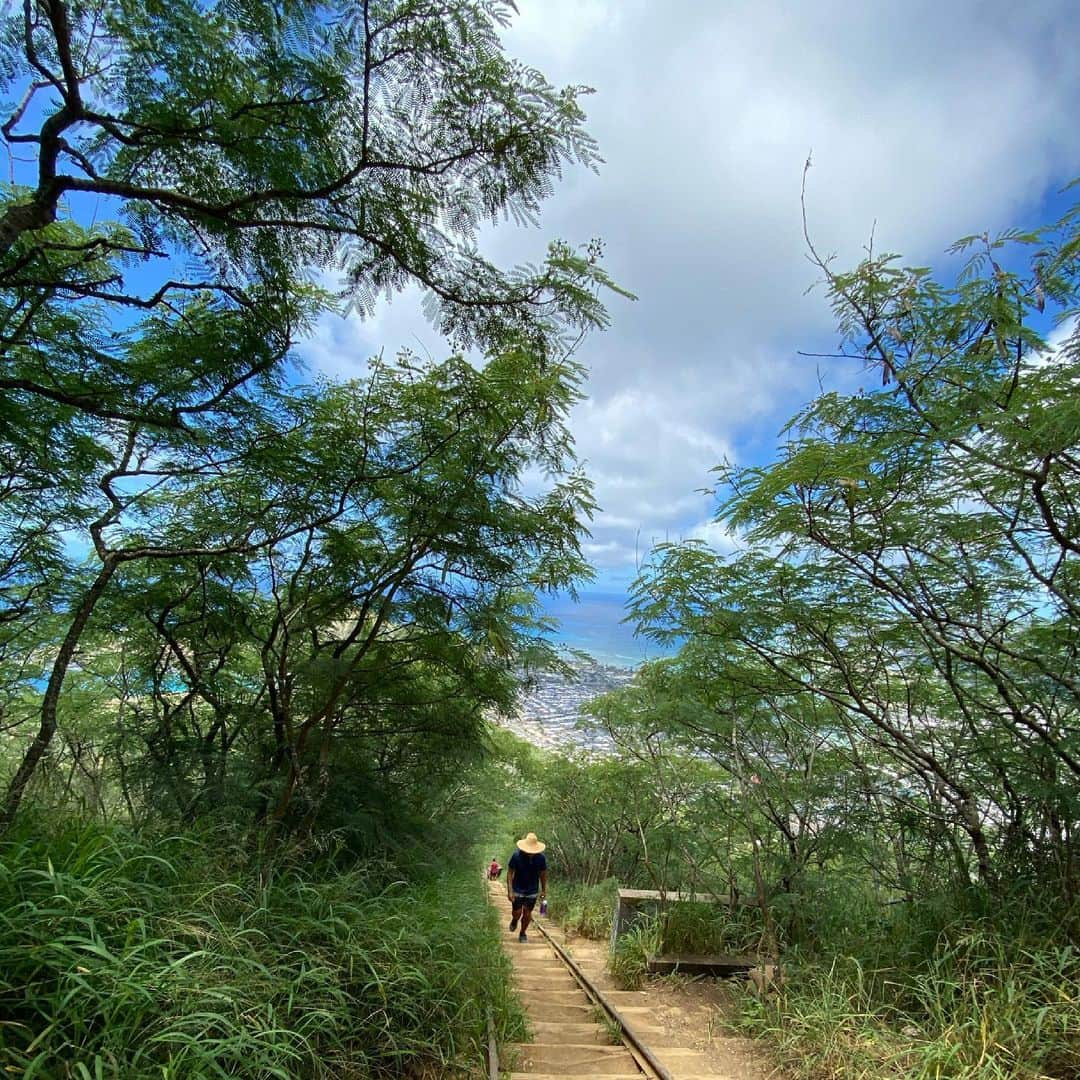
[507,831,547,943]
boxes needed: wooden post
[609,892,626,952]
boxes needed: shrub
[658,899,766,957]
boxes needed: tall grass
[608,920,661,990]
[658,900,766,957]
[0,820,526,1078]
[735,911,1080,1080]
[546,878,617,939]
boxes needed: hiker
[487,857,502,879]
[506,831,547,944]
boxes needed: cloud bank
[300,0,1080,588]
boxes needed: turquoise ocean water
[538,591,674,669]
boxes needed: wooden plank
[487,1008,499,1080]
[646,952,756,977]
[616,888,732,905]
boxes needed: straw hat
[516,832,546,854]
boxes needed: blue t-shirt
[508,850,547,895]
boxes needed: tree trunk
[0,558,117,832]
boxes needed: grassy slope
[0,820,526,1078]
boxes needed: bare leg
[520,904,533,934]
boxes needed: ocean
[498,591,674,751]
[538,591,674,669]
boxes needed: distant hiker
[488,857,502,879]
[507,832,547,944]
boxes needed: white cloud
[1026,316,1078,370]
[687,520,741,554]
[301,0,1080,589]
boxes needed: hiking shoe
[518,932,528,943]
[508,917,518,932]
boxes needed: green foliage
[547,877,619,940]
[0,820,527,1078]
[552,189,1080,1076]
[0,1,621,1070]
[909,933,1079,1079]
[0,0,624,831]
[592,1008,624,1046]
[1,1,624,347]
[737,956,904,1080]
[616,195,1080,920]
[659,900,765,957]
[737,924,1080,1080]
[608,920,660,991]
[48,347,600,840]
[521,735,726,893]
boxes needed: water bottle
[539,897,548,916]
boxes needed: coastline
[498,591,670,753]
[496,658,638,753]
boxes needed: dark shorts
[512,893,538,910]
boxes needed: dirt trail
[488,881,773,1080]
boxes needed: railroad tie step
[663,1076,740,1080]
[649,1047,731,1076]
[515,981,583,995]
[510,966,573,982]
[529,1021,615,1045]
[662,1075,742,1080]
[504,1041,641,1075]
[506,1074,643,1080]
[610,1024,707,1048]
[513,988,591,1006]
[609,1007,654,1021]
[513,974,580,990]
[524,1001,596,1023]
[570,967,613,984]
[595,990,651,1007]
[511,968,575,983]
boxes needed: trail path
[488,881,772,1080]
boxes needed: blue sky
[299,0,1080,594]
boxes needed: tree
[64,350,593,835]
[623,190,1080,913]
[0,0,625,830]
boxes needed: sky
[300,0,1080,593]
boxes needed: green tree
[0,0,625,830]
[624,190,1080,915]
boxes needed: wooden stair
[489,880,641,1078]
